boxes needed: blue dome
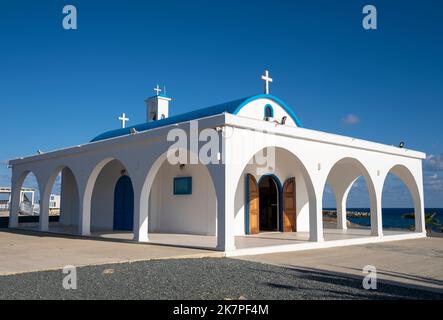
[91,94,302,142]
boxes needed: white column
[213,164,236,252]
[133,186,149,242]
[309,195,324,242]
[336,188,350,230]
[8,182,20,228]
[370,190,383,236]
[76,177,91,236]
[39,189,50,232]
[216,189,236,251]
[336,196,347,230]
[414,190,425,234]
[414,170,426,233]
[78,195,91,236]
[415,207,425,233]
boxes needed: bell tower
[145,84,171,122]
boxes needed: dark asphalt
[0,258,441,299]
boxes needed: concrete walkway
[0,229,221,275]
[236,237,443,293]
[2,228,442,294]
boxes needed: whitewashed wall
[149,160,217,235]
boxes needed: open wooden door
[283,177,296,232]
[246,174,259,234]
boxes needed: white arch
[231,145,321,241]
[80,157,133,236]
[136,148,218,242]
[322,157,380,235]
[382,164,424,233]
[9,170,40,228]
[40,165,80,230]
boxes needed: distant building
[0,187,36,214]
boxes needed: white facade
[7,82,426,252]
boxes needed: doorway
[113,175,134,231]
[258,175,279,231]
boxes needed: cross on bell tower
[154,84,162,96]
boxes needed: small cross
[118,112,129,128]
[154,84,162,96]
[261,69,273,94]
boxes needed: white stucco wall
[149,160,217,235]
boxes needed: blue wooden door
[113,175,134,231]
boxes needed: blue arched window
[264,104,274,118]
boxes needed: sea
[324,208,443,231]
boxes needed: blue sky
[0,0,442,207]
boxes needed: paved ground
[236,237,443,293]
[0,229,221,275]
[0,257,442,299]
[0,229,442,299]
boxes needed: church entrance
[246,174,295,234]
[113,175,134,231]
[258,176,279,232]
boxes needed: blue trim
[91,97,247,142]
[264,104,274,118]
[91,94,302,142]
[173,176,192,195]
[146,93,171,100]
[245,174,251,235]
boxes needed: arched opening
[345,176,372,228]
[381,165,424,233]
[264,104,274,119]
[145,150,217,237]
[322,158,376,237]
[90,159,134,235]
[45,167,80,233]
[258,175,280,232]
[322,182,337,228]
[19,172,39,217]
[234,146,316,238]
[11,171,40,226]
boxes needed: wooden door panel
[283,178,296,232]
[247,174,259,234]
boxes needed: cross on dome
[118,112,129,128]
[261,69,273,94]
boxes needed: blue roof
[91,94,302,142]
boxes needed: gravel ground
[0,258,441,300]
